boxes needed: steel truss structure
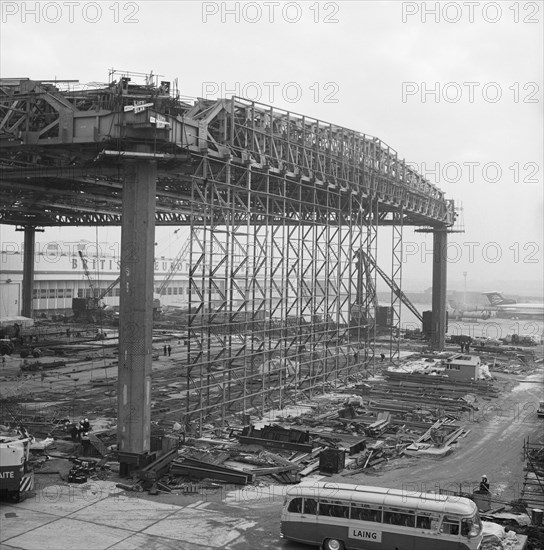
[0,76,455,433]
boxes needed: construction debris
[170,457,253,485]
[239,425,313,452]
[1,329,541,512]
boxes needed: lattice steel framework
[0,77,456,434]
[180,153,369,430]
[390,209,403,364]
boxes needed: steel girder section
[390,209,403,364]
[225,97,454,226]
[1,79,453,228]
[0,80,74,141]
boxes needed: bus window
[319,500,331,516]
[401,513,415,528]
[288,498,302,513]
[441,516,460,535]
[332,505,349,519]
[416,514,431,529]
[304,498,318,515]
[461,518,472,536]
[383,509,415,527]
[351,504,382,523]
[319,500,349,518]
[461,516,482,537]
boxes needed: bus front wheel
[323,538,345,550]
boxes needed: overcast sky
[1,1,543,294]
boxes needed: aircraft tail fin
[483,291,508,305]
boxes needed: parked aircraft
[483,292,544,319]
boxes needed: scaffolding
[0,77,456,435]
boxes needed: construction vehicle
[0,338,15,355]
[0,320,41,357]
[0,321,23,355]
[72,251,120,323]
[0,434,34,502]
[73,250,161,322]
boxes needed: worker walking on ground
[167,344,172,357]
[77,421,85,442]
[479,475,490,493]
[163,345,167,356]
[80,432,91,455]
[380,353,385,362]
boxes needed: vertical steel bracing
[390,209,403,364]
[182,165,367,432]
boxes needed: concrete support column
[117,157,156,474]
[21,226,36,318]
[431,229,447,350]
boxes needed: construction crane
[78,250,98,304]
[157,229,199,296]
[98,275,121,301]
[72,250,119,322]
[77,250,121,303]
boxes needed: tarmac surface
[1,367,542,550]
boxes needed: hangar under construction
[0,71,456,472]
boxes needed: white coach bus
[280,482,483,550]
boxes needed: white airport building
[0,240,195,317]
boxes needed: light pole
[463,271,467,308]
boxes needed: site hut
[445,354,481,381]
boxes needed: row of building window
[156,287,224,296]
[76,288,121,298]
[31,287,222,299]
[157,287,188,296]
[33,289,73,299]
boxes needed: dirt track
[332,368,544,504]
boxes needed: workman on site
[68,422,79,441]
[81,432,91,455]
[77,420,85,441]
[479,475,490,493]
